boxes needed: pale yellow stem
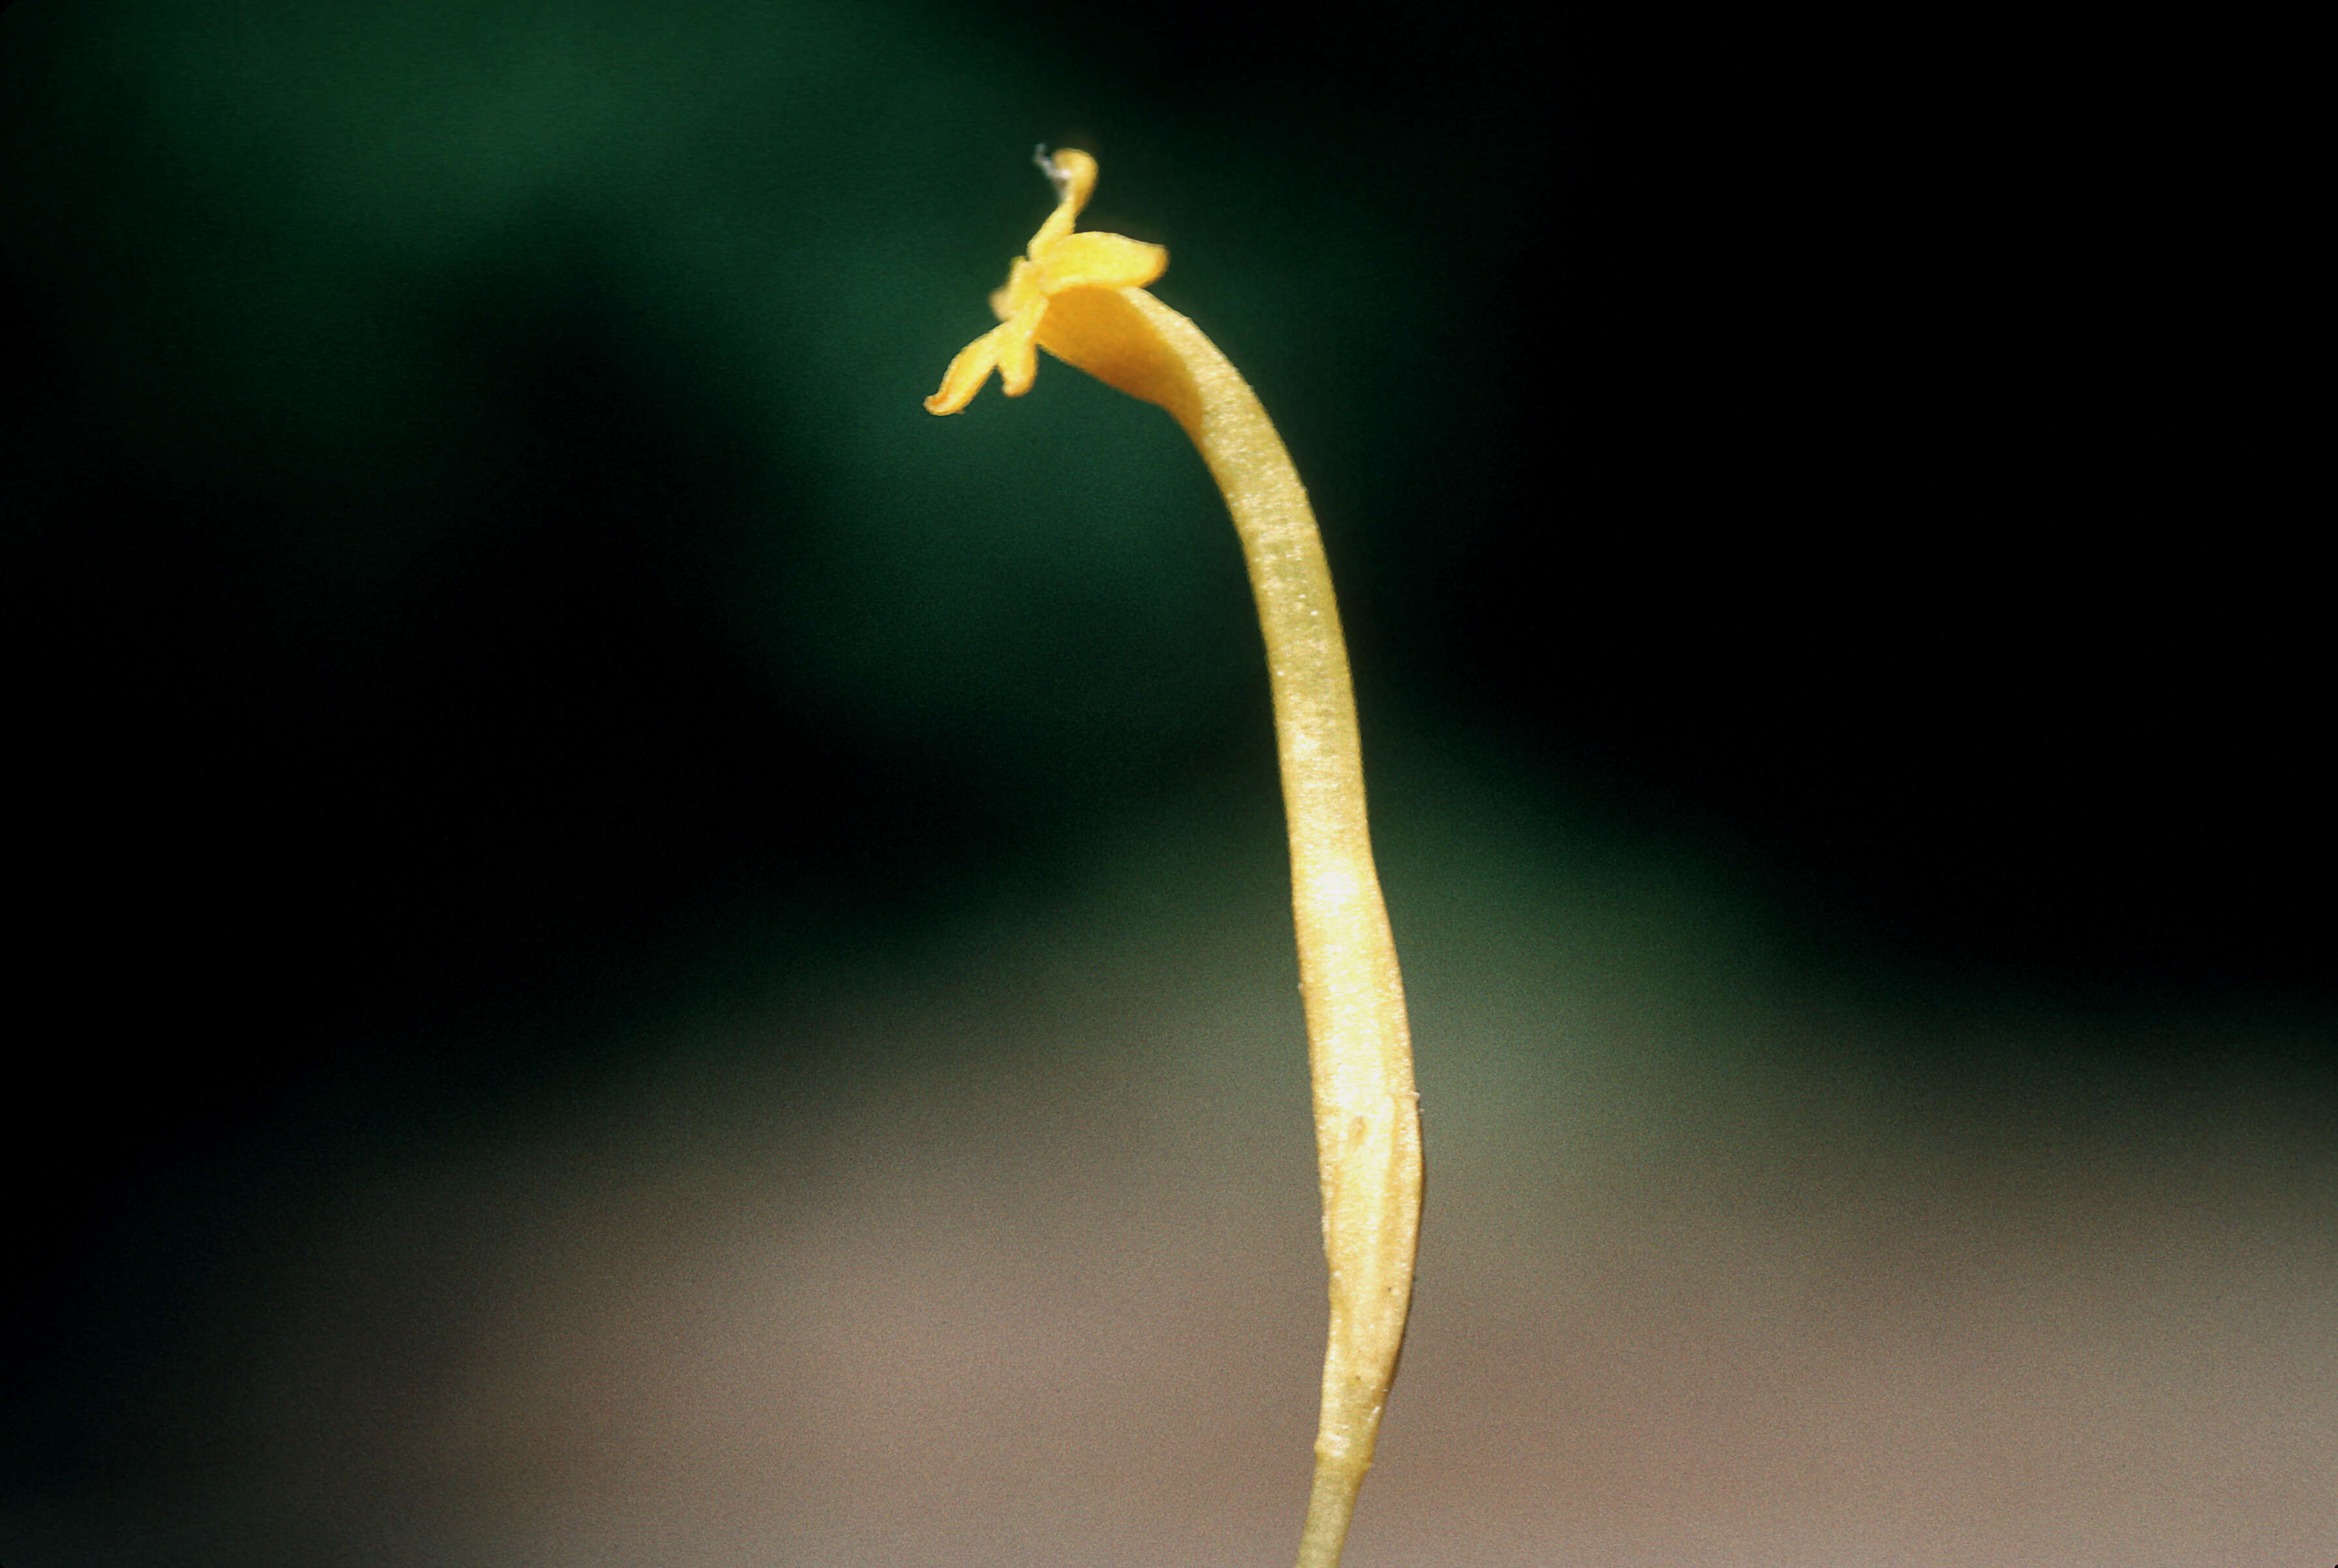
[1035,286,1424,1567]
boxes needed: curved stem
[1038,287,1424,1566]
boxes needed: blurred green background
[2,1,2328,1563]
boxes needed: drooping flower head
[924,148,1169,415]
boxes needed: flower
[924,148,1169,415]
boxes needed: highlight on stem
[925,147,1424,1568]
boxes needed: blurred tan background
[21,757,2328,1565]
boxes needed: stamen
[1034,142,1074,201]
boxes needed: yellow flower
[923,148,1169,415]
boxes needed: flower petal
[989,255,1043,323]
[1034,231,1169,293]
[995,293,1049,396]
[1031,285,1201,432]
[1025,148,1098,256]
[924,321,1009,415]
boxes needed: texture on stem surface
[927,149,1422,1568]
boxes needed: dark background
[2,0,2323,1554]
